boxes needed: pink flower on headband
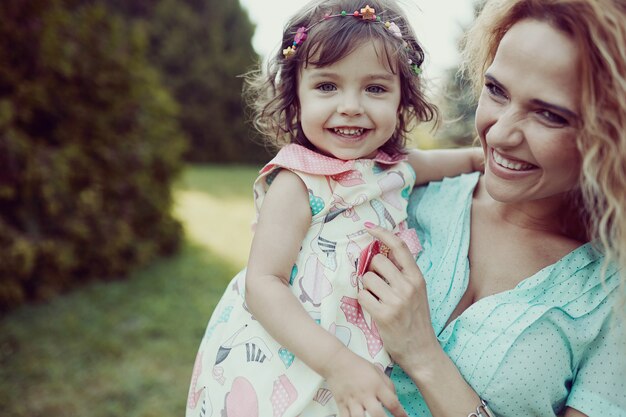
[294,27,308,45]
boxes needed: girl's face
[297,40,401,160]
[475,19,582,204]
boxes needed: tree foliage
[101,0,270,163]
[436,67,476,147]
[434,2,484,147]
[0,0,186,311]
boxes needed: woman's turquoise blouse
[392,173,626,416]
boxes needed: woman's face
[475,18,582,204]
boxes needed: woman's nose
[485,107,524,148]
[337,92,364,116]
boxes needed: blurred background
[0,0,478,415]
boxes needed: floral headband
[282,4,423,76]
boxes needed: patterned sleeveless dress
[186,144,420,417]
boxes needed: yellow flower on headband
[360,5,376,20]
[283,46,296,58]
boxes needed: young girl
[187,1,481,416]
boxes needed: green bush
[100,0,270,163]
[0,0,187,311]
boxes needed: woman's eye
[316,83,336,92]
[366,85,386,94]
[485,82,506,99]
[538,110,568,126]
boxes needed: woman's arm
[245,170,406,417]
[358,224,487,417]
[408,147,484,185]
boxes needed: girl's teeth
[493,151,534,171]
[333,128,364,136]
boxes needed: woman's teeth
[493,150,535,171]
[333,127,364,136]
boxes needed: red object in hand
[356,239,385,278]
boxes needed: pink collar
[260,144,407,176]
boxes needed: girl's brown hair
[245,0,437,156]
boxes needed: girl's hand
[324,348,407,417]
[358,224,440,370]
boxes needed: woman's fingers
[357,281,384,316]
[361,269,393,298]
[367,254,404,289]
[364,224,417,272]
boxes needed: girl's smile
[331,127,367,138]
[328,126,371,144]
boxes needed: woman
[359,0,626,416]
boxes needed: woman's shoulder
[514,242,621,319]
[408,172,480,222]
[410,172,480,203]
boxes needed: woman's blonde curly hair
[461,0,626,305]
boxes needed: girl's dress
[186,144,421,417]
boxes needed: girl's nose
[337,92,364,116]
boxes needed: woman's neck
[474,177,583,240]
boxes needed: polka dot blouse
[392,173,626,417]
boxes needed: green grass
[0,164,260,417]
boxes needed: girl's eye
[538,110,568,126]
[316,83,336,92]
[366,85,386,94]
[485,82,507,99]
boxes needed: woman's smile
[492,149,536,171]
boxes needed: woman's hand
[324,348,408,417]
[358,223,440,370]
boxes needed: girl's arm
[245,169,342,376]
[407,147,484,185]
[245,170,406,417]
